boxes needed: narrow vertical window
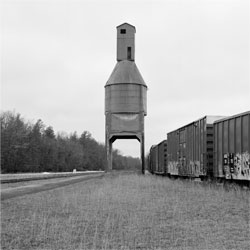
[127,47,132,60]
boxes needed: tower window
[127,47,131,60]
[120,29,126,34]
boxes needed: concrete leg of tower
[140,133,145,175]
[106,138,113,172]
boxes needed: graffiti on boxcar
[168,161,179,175]
[189,161,201,176]
[233,152,250,179]
[224,152,250,180]
[178,158,186,176]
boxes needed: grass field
[1,172,249,250]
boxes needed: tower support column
[106,136,113,172]
[141,133,145,174]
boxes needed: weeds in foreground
[1,173,249,250]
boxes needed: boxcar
[148,145,157,174]
[167,129,179,176]
[148,140,167,174]
[157,140,167,174]
[167,116,224,178]
[213,111,250,181]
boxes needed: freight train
[148,111,250,184]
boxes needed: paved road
[1,173,104,201]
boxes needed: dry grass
[1,172,249,250]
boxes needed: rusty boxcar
[166,129,179,176]
[167,116,224,178]
[213,111,250,181]
[148,145,158,174]
[157,140,167,174]
[148,140,167,175]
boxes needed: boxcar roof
[213,110,250,124]
[167,115,226,135]
[158,139,167,146]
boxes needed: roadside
[0,171,104,183]
[1,173,104,201]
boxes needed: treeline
[0,111,141,173]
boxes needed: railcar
[167,116,224,178]
[213,111,250,181]
[148,140,167,175]
[148,145,158,174]
[148,110,250,185]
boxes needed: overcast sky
[1,0,249,158]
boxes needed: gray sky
[2,0,249,157]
